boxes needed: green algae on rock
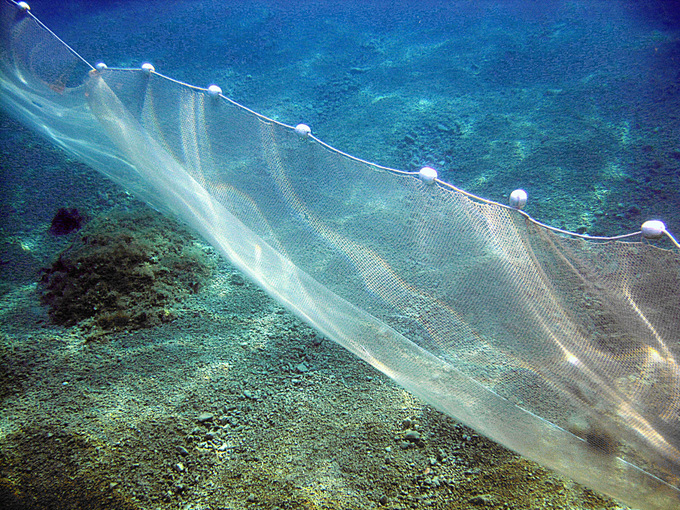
[40,207,215,336]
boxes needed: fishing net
[1,2,679,508]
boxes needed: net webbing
[1,2,679,508]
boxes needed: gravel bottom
[0,251,627,510]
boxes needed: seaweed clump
[40,208,215,336]
[49,207,86,236]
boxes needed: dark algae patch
[40,208,215,337]
[48,207,87,236]
[0,426,137,510]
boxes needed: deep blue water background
[8,0,680,235]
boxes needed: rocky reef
[40,207,215,337]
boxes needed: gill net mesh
[1,2,679,509]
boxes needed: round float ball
[641,220,666,239]
[207,85,222,97]
[294,124,311,137]
[418,167,438,185]
[509,189,528,210]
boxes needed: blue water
[13,0,680,236]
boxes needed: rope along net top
[1,2,679,509]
